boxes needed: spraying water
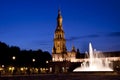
[73,43,113,72]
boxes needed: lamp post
[12,56,16,66]
[32,58,36,73]
[12,56,16,74]
[32,58,36,67]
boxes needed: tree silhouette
[0,41,52,67]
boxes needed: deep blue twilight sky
[0,0,120,53]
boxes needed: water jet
[73,43,113,72]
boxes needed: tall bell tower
[52,9,67,61]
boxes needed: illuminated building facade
[52,9,77,62]
[50,9,120,73]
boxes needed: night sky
[0,0,120,53]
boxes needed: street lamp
[12,56,16,60]
[12,56,16,69]
[2,65,4,68]
[32,59,35,62]
[46,61,49,63]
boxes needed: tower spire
[52,9,67,61]
[57,9,63,29]
[58,8,61,15]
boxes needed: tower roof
[56,9,63,30]
[57,9,62,18]
[71,46,76,52]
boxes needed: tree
[0,41,52,68]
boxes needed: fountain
[73,43,113,72]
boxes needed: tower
[52,9,67,61]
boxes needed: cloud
[29,40,52,47]
[107,32,120,37]
[85,35,99,38]
[66,37,80,41]
[66,34,100,41]
[66,32,120,42]
[36,40,52,45]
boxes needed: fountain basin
[73,67,113,72]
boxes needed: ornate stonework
[52,9,77,62]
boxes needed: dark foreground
[0,72,120,80]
